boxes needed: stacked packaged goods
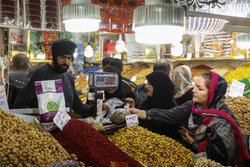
[109,126,194,167]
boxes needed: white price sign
[125,114,139,127]
[53,108,71,130]
[0,85,9,113]
[229,79,245,97]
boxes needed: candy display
[225,62,250,84]
[226,96,250,134]
[0,109,68,166]
[109,126,194,167]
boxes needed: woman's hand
[180,131,195,144]
[124,98,135,108]
[129,108,147,120]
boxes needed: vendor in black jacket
[13,39,95,118]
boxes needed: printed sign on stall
[229,79,245,97]
[0,85,9,113]
[53,108,71,130]
[125,114,139,127]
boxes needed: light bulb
[115,34,126,52]
[84,44,94,57]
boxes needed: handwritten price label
[53,108,71,130]
[125,114,139,127]
[0,85,9,113]
[229,79,245,97]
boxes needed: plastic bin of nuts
[0,109,85,167]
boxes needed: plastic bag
[110,108,131,124]
[35,79,65,131]
[95,97,124,124]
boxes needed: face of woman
[192,76,209,108]
[145,81,153,97]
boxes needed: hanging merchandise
[115,34,126,53]
[0,0,20,28]
[92,0,145,33]
[23,0,61,30]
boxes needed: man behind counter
[13,39,95,118]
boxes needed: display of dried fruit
[211,65,235,77]
[0,109,69,166]
[109,126,194,167]
[225,62,250,84]
[191,65,212,78]
[226,96,250,134]
[195,158,223,167]
[122,64,151,81]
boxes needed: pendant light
[115,34,126,53]
[84,33,94,57]
[133,0,184,44]
[63,0,101,32]
[211,0,250,18]
[236,33,250,48]
[185,17,228,34]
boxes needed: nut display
[195,158,223,167]
[226,96,250,134]
[211,65,235,77]
[109,126,194,167]
[0,109,68,166]
[191,65,212,78]
[225,62,250,84]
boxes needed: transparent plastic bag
[95,97,124,124]
[110,108,131,124]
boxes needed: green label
[46,101,59,111]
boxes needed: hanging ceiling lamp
[185,16,228,34]
[63,0,101,32]
[236,33,250,48]
[211,0,250,18]
[133,0,184,44]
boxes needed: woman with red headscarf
[130,71,249,166]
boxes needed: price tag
[0,85,9,113]
[53,108,71,130]
[192,152,207,164]
[125,114,139,127]
[229,79,245,97]
[97,99,103,116]
[88,92,95,100]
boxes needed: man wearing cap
[13,39,95,118]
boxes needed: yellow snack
[225,62,250,84]
[109,126,194,167]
